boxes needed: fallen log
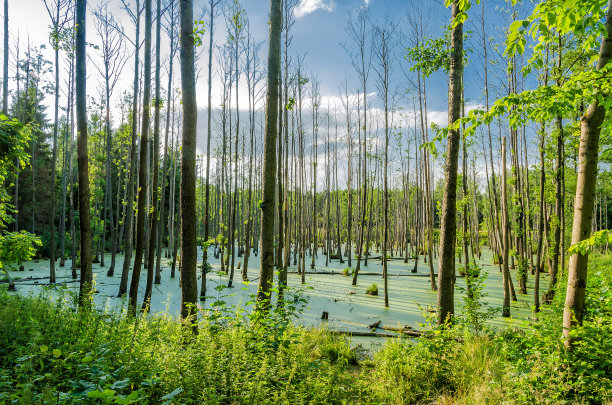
[332,318,424,337]
[368,320,381,329]
[330,330,398,338]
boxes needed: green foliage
[285,97,295,111]
[0,115,41,283]
[457,263,499,335]
[444,0,479,27]
[307,329,359,366]
[342,267,353,276]
[0,231,42,270]
[405,32,452,76]
[369,254,612,404]
[366,283,378,296]
[370,328,465,402]
[434,0,612,157]
[568,229,611,255]
[49,25,76,56]
[506,0,607,61]
[1,253,611,404]
[0,290,363,404]
[0,115,32,230]
[193,19,206,47]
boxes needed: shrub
[0,290,363,404]
[0,255,609,404]
[366,284,378,296]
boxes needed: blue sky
[240,0,451,113]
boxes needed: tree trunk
[143,0,161,311]
[119,0,141,297]
[563,1,612,347]
[49,43,59,284]
[534,122,546,313]
[128,0,152,315]
[60,60,74,267]
[156,0,176,285]
[437,1,463,325]
[201,0,217,299]
[2,0,7,114]
[544,38,566,303]
[179,0,198,326]
[76,0,92,308]
[256,0,282,311]
[501,136,511,317]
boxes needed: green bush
[366,283,378,296]
[0,255,610,404]
[0,290,363,404]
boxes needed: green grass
[366,283,378,296]
[0,254,610,404]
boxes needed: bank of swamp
[0,251,610,404]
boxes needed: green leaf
[87,389,116,399]
[161,387,183,402]
[111,378,131,390]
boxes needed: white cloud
[294,0,336,18]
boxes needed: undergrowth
[0,254,610,404]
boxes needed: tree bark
[437,1,463,325]
[2,0,7,114]
[49,41,59,285]
[501,136,511,317]
[544,36,565,303]
[179,0,198,326]
[563,0,612,347]
[256,0,282,311]
[143,0,162,311]
[201,0,218,300]
[128,0,152,315]
[119,0,141,297]
[76,0,92,308]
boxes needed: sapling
[458,263,498,336]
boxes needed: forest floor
[5,246,547,346]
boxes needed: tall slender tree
[2,0,8,114]
[43,0,70,284]
[501,136,511,317]
[372,19,396,308]
[563,0,612,348]
[143,0,162,311]
[75,0,92,307]
[201,0,223,300]
[157,0,178,285]
[179,0,198,325]
[345,7,371,286]
[118,0,142,297]
[128,0,152,315]
[256,0,281,311]
[93,4,127,278]
[437,0,464,325]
